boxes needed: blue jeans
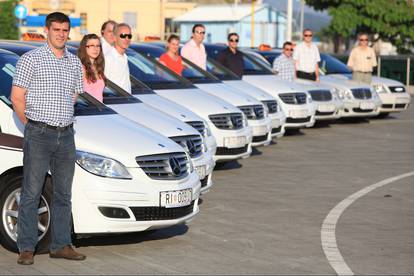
[17,121,76,253]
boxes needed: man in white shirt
[100,20,116,56]
[181,24,207,70]
[293,29,321,81]
[104,23,132,93]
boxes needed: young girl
[159,34,184,76]
[77,34,105,102]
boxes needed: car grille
[238,105,265,120]
[316,111,335,116]
[271,126,282,134]
[262,100,278,114]
[382,104,393,108]
[170,135,203,158]
[130,201,194,221]
[389,86,405,93]
[286,116,311,123]
[186,121,206,137]
[200,176,208,188]
[279,93,307,105]
[136,152,189,180]
[209,113,244,130]
[216,145,248,156]
[395,104,407,109]
[353,108,374,113]
[252,134,268,143]
[351,88,372,99]
[309,90,332,101]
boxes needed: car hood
[243,75,307,95]
[75,114,184,167]
[195,83,262,107]
[320,75,371,90]
[132,93,203,122]
[154,88,242,117]
[294,78,334,91]
[222,80,276,101]
[107,102,199,138]
[327,73,405,88]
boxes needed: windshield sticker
[2,63,16,77]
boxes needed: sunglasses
[359,39,368,41]
[284,48,293,51]
[119,33,132,39]
[195,31,205,35]
[304,34,313,37]
[229,39,239,43]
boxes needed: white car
[320,75,382,118]
[205,44,315,129]
[130,44,272,147]
[126,49,253,162]
[0,49,201,252]
[102,80,215,194]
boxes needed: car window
[320,54,352,74]
[242,52,274,75]
[127,51,194,90]
[180,58,220,84]
[102,83,141,105]
[0,54,19,106]
[206,58,240,81]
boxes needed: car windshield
[242,52,274,75]
[319,54,352,74]
[180,57,220,84]
[206,58,240,81]
[126,50,194,90]
[102,81,141,105]
[0,52,114,116]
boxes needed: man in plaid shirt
[11,12,86,265]
[272,41,295,82]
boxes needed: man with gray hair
[104,23,132,92]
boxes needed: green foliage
[0,0,19,40]
[306,0,414,53]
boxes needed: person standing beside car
[159,34,184,76]
[272,41,295,82]
[78,33,106,102]
[100,20,117,56]
[347,33,377,84]
[293,29,321,81]
[216,32,244,78]
[10,12,86,265]
[104,23,132,93]
[181,24,207,70]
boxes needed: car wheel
[0,174,52,253]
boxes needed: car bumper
[314,101,342,120]
[71,167,201,234]
[339,99,381,117]
[192,152,215,194]
[249,117,272,147]
[268,112,286,138]
[281,105,315,129]
[378,93,411,113]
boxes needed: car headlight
[242,113,249,127]
[203,120,212,138]
[307,94,313,103]
[373,84,387,94]
[332,88,340,100]
[201,137,208,153]
[337,89,353,100]
[185,152,194,173]
[371,89,380,99]
[76,151,132,179]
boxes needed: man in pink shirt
[181,24,207,70]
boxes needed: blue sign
[14,4,28,20]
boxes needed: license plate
[318,104,335,112]
[360,102,375,110]
[160,188,192,208]
[195,165,207,179]
[223,136,247,148]
[289,109,308,118]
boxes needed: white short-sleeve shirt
[104,47,131,93]
[293,42,321,73]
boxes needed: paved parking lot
[1,101,413,275]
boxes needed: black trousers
[297,70,317,81]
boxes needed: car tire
[0,173,52,254]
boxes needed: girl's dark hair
[166,34,180,51]
[78,34,105,83]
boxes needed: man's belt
[28,119,73,131]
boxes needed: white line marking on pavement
[321,171,414,276]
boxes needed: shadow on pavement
[311,121,332,129]
[284,129,306,136]
[213,160,242,170]
[335,117,370,124]
[250,147,263,157]
[74,224,189,248]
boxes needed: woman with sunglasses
[77,33,105,102]
[216,33,244,78]
[159,34,184,76]
[347,33,377,84]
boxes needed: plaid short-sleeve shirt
[272,54,295,82]
[13,43,83,127]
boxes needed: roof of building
[173,4,274,22]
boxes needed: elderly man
[11,12,86,265]
[181,24,207,70]
[100,20,117,56]
[347,33,377,83]
[104,23,132,93]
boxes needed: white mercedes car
[0,49,200,253]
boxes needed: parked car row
[0,40,410,253]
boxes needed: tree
[306,0,414,53]
[0,0,19,40]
